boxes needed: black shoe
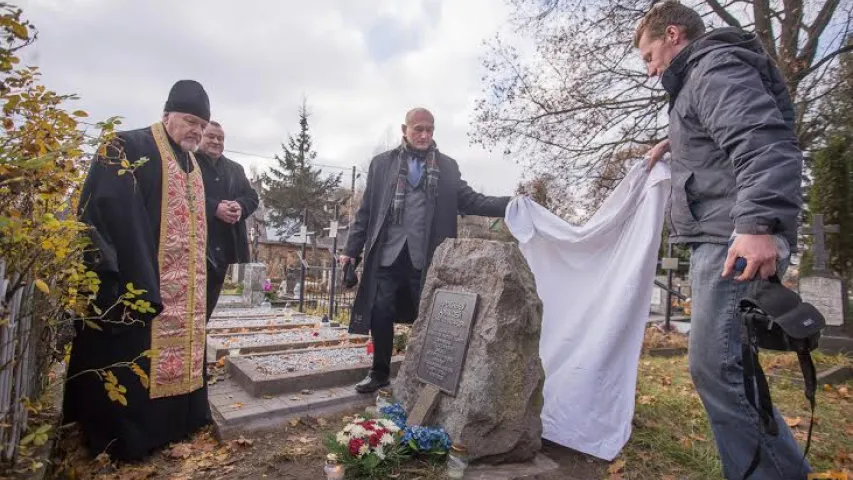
[355,372,390,394]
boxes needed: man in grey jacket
[635,2,805,478]
[339,108,510,393]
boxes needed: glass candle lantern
[324,455,345,480]
[375,389,393,411]
[446,443,469,479]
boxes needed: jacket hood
[662,28,768,105]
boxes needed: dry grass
[619,354,853,479]
[642,324,689,350]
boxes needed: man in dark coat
[64,80,213,460]
[636,2,806,478]
[340,108,511,393]
[196,121,259,319]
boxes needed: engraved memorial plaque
[415,289,478,395]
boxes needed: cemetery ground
[40,327,852,480]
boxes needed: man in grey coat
[340,108,511,393]
[636,2,805,478]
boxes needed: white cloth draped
[504,161,671,460]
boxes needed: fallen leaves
[638,395,655,405]
[608,458,626,479]
[608,459,625,473]
[784,416,802,428]
[234,436,254,447]
[168,443,193,460]
[230,402,244,409]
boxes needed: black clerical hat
[164,80,210,122]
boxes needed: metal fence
[279,265,358,319]
[0,259,40,462]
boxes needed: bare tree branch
[474,0,851,213]
[705,0,744,27]
[800,43,853,79]
[798,0,843,71]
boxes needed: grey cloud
[13,0,520,195]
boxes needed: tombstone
[650,276,666,314]
[799,214,852,342]
[241,263,268,307]
[393,238,545,464]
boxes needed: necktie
[408,157,423,186]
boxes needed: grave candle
[446,443,469,479]
[324,454,345,479]
[375,389,393,410]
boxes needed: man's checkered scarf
[390,139,440,225]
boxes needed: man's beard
[180,139,199,153]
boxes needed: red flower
[369,433,381,447]
[348,438,364,456]
[362,420,375,430]
[312,332,319,337]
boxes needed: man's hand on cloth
[645,138,671,170]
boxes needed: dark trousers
[206,263,229,321]
[371,245,421,377]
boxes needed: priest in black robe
[63,80,214,461]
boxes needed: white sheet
[504,161,671,460]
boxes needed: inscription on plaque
[415,289,478,395]
[800,276,846,327]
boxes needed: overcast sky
[12,0,522,195]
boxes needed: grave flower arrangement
[323,416,410,478]
[262,278,274,301]
[380,403,452,460]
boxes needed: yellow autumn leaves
[100,350,156,406]
[103,370,128,406]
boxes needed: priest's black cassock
[64,82,212,460]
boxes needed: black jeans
[371,245,421,377]
[206,263,229,321]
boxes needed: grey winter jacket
[661,27,802,249]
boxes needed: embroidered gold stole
[149,122,207,399]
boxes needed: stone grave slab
[210,308,304,320]
[209,378,375,437]
[800,275,847,328]
[206,323,320,337]
[226,346,404,397]
[207,328,368,360]
[207,313,317,332]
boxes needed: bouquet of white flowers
[324,416,409,478]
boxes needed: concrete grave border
[226,346,404,397]
[207,328,369,360]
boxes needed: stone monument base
[463,453,560,479]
